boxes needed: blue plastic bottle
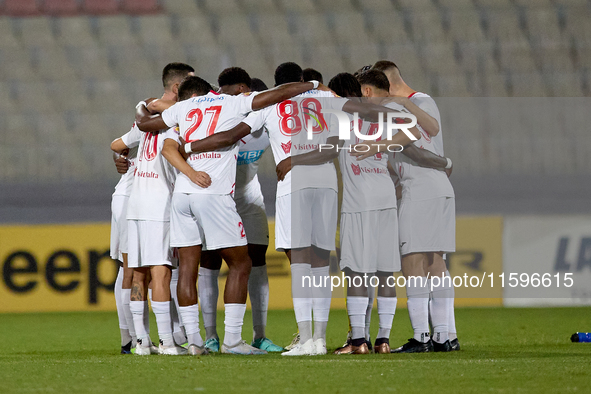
[570,332,591,342]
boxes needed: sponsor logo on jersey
[281,141,292,154]
[351,163,361,176]
[189,152,222,160]
[237,150,264,165]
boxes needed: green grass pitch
[0,307,589,393]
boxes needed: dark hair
[372,60,401,77]
[303,68,323,84]
[353,64,372,77]
[178,76,213,101]
[274,62,303,86]
[217,67,251,89]
[328,73,362,98]
[356,69,390,92]
[250,78,268,92]
[162,62,194,89]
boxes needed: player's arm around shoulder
[162,138,211,188]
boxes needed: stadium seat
[434,74,471,97]
[266,41,305,71]
[109,45,155,79]
[498,45,538,72]
[42,0,80,15]
[358,0,395,12]
[344,43,380,71]
[88,79,134,113]
[307,44,346,83]
[256,13,292,46]
[48,79,91,112]
[457,41,498,74]
[184,44,228,83]
[96,16,137,46]
[175,15,217,46]
[0,47,37,80]
[161,0,199,14]
[121,0,162,14]
[408,10,446,43]
[485,10,528,45]
[67,45,113,79]
[14,81,55,113]
[512,0,553,8]
[144,43,189,71]
[277,0,316,13]
[508,71,547,96]
[19,17,56,47]
[539,48,574,73]
[82,0,120,14]
[473,0,513,9]
[383,44,423,76]
[241,0,279,13]
[217,15,258,46]
[332,12,371,45]
[233,45,273,80]
[136,15,174,47]
[437,0,475,9]
[120,78,162,105]
[483,72,508,96]
[56,16,97,47]
[447,9,485,42]
[0,17,20,48]
[546,72,584,97]
[397,0,437,11]
[314,0,354,11]
[2,0,41,16]
[292,14,332,45]
[525,8,565,49]
[0,81,17,113]
[369,12,411,44]
[421,43,459,75]
[35,47,78,80]
[201,0,241,15]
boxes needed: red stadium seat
[121,0,161,14]
[42,0,80,15]
[3,0,41,16]
[81,0,120,15]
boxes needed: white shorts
[276,188,338,251]
[127,220,177,268]
[235,192,269,246]
[110,195,129,262]
[340,208,401,274]
[171,193,247,250]
[398,196,456,256]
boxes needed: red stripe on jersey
[408,92,417,98]
[210,90,220,95]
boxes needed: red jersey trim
[408,92,417,98]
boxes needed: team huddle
[109,60,459,356]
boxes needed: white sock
[169,269,187,344]
[406,277,430,343]
[198,267,219,340]
[223,303,246,347]
[249,265,269,340]
[377,296,397,339]
[291,264,313,343]
[121,289,135,341]
[114,267,131,346]
[347,296,368,341]
[311,266,331,341]
[446,271,457,340]
[152,301,174,347]
[365,288,375,341]
[430,276,452,344]
[130,300,149,344]
[179,304,203,346]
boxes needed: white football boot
[187,344,209,356]
[159,340,189,355]
[312,338,327,355]
[281,338,315,356]
[221,340,268,355]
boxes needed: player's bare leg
[198,250,222,352]
[425,252,452,351]
[375,272,397,353]
[176,245,207,355]
[392,253,432,353]
[310,246,331,355]
[217,246,266,355]
[249,244,283,352]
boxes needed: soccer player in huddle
[355,66,457,352]
[111,63,197,355]
[196,67,283,353]
[137,75,322,354]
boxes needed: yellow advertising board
[0,216,502,313]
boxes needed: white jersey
[389,100,454,201]
[112,123,141,197]
[235,128,269,199]
[126,127,178,221]
[340,117,396,213]
[409,92,444,156]
[243,90,346,197]
[162,91,258,196]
